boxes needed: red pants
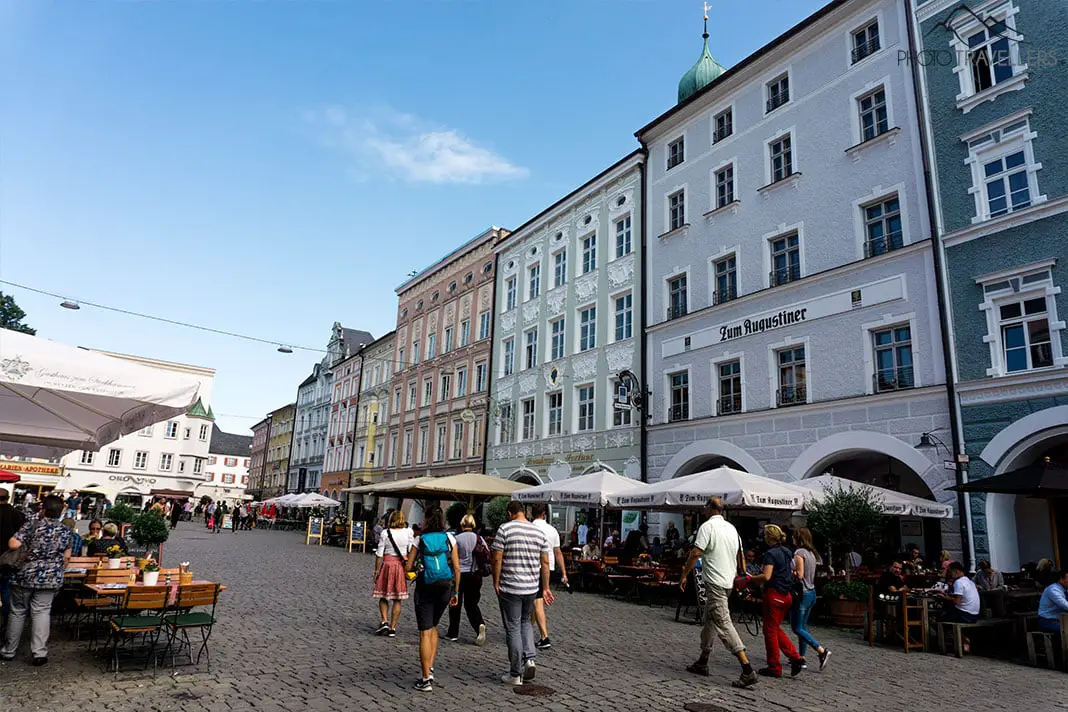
[762,589,802,674]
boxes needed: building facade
[322,350,365,502]
[196,424,253,505]
[912,0,1068,569]
[383,228,506,487]
[349,331,396,502]
[263,403,295,500]
[246,416,271,501]
[640,0,958,557]
[486,154,645,502]
[61,355,217,505]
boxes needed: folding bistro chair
[162,583,221,672]
[103,585,169,672]
[74,568,133,646]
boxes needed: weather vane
[703,1,711,38]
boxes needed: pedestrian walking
[372,510,414,638]
[529,503,567,650]
[747,523,805,679]
[491,500,552,687]
[0,490,27,621]
[213,504,226,533]
[0,495,73,666]
[205,502,215,530]
[64,492,80,521]
[679,496,758,689]
[231,504,242,534]
[790,527,830,671]
[406,507,461,692]
[169,500,182,530]
[445,514,487,646]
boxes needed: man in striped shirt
[492,500,552,686]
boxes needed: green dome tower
[677,6,727,104]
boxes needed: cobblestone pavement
[1,526,1063,712]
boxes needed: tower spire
[703,1,711,39]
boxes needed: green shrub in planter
[822,581,869,602]
[142,562,160,573]
[106,502,138,525]
[484,496,510,533]
[130,511,170,549]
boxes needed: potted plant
[130,511,170,564]
[106,502,138,525]
[806,484,885,627]
[106,544,123,569]
[142,561,161,586]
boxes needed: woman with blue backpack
[406,507,461,692]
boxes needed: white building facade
[641,0,959,557]
[195,425,253,505]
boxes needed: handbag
[472,535,492,578]
[0,521,34,571]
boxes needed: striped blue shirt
[492,520,550,595]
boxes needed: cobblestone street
[1,526,1063,712]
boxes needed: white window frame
[133,451,148,470]
[460,319,470,347]
[581,233,597,274]
[577,304,597,352]
[80,451,95,466]
[505,276,517,311]
[456,367,468,397]
[546,391,563,437]
[710,157,738,212]
[520,398,536,441]
[528,264,541,301]
[524,328,539,370]
[553,249,568,287]
[665,368,691,423]
[860,313,921,395]
[851,183,909,260]
[159,452,173,471]
[767,336,811,408]
[707,244,741,306]
[612,290,633,343]
[666,186,688,233]
[475,362,488,392]
[497,402,513,445]
[435,423,447,462]
[762,223,805,289]
[764,68,792,113]
[575,384,596,433]
[422,378,433,406]
[848,77,896,147]
[439,373,451,402]
[846,14,883,66]
[710,352,747,416]
[948,1,1028,113]
[550,317,566,361]
[452,421,464,460]
[964,114,1044,224]
[614,214,632,258]
[479,311,491,340]
[164,421,178,439]
[139,426,153,437]
[502,338,515,376]
[711,103,735,145]
[444,326,453,354]
[765,131,796,185]
[667,134,686,170]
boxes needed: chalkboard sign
[306,517,324,546]
[348,520,367,553]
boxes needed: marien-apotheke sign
[720,308,808,342]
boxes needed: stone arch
[979,405,1068,471]
[580,462,618,476]
[508,467,544,486]
[660,439,766,480]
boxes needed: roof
[636,0,848,140]
[209,424,253,457]
[267,403,296,417]
[678,34,727,103]
[298,372,317,389]
[186,397,214,420]
[394,227,505,293]
[340,328,374,356]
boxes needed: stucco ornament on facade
[523,302,540,324]
[572,354,598,379]
[499,312,516,332]
[606,344,634,372]
[574,435,596,451]
[519,373,538,395]
[609,189,634,215]
[608,255,635,287]
[502,255,520,275]
[546,288,566,315]
[575,275,597,300]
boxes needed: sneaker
[757,667,781,678]
[475,623,487,647]
[535,637,552,650]
[818,649,831,672]
[414,678,432,692]
[375,622,389,636]
[523,660,536,682]
[501,673,523,686]
[444,635,459,642]
[31,657,47,668]
[428,667,434,680]
[790,658,805,678]
[731,671,759,688]
[387,628,397,638]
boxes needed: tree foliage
[130,511,171,547]
[106,502,139,525]
[805,485,885,567]
[0,292,35,335]
[484,496,510,532]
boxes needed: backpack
[420,532,452,585]
[472,535,492,578]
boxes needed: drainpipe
[481,235,501,476]
[638,152,649,484]
[904,0,974,571]
[346,352,366,519]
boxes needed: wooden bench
[1027,630,1058,669]
[936,619,1013,658]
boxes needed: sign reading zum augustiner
[720,308,807,342]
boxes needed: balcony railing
[713,125,732,143]
[766,90,789,113]
[874,366,914,393]
[851,37,880,64]
[864,232,904,258]
[770,264,801,287]
[712,286,737,306]
[668,403,690,423]
[667,304,688,321]
[776,385,807,407]
[717,395,742,415]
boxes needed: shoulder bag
[0,520,35,571]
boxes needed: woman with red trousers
[747,524,805,678]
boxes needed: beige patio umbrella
[343,473,530,509]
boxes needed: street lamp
[277,345,294,354]
[60,299,80,310]
[915,430,949,453]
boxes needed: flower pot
[108,558,121,569]
[827,598,866,627]
[143,571,160,586]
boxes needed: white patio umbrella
[0,328,202,454]
[516,470,648,507]
[794,474,952,518]
[266,493,303,506]
[607,466,807,511]
[293,492,342,508]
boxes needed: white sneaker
[523,660,536,682]
[501,673,523,686]
[475,623,487,647]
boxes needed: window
[713,108,733,143]
[582,235,597,274]
[713,254,737,304]
[577,385,595,432]
[139,426,153,437]
[668,274,688,320]
[439,373,451,402]
[224,457,239,467]
[668,190,685,231]
[389,433,398,467]
[521,398,536,440]
[615,216,632,257]
[528,265,541,300]
[777,346,807,406]
[183,428,191,440]
[471,419,483,457]
[394,389,402,413]
[479,312,491,340]
[159,452,173,471]
[165,422,178,439]
[873,326,915,392]
[524,328,539,370]
[1000,298,1053,372]
[668,372,689,422]
[503,338,515,376]
[717,361,743,414]
[134,451,148,470]
[614,293,633,341]
[767,73,789,112]
[403,430,413,465]
[769,135,793,183]
[858,88,889,142]
[435,423,446,462]
[714,164,734,209]
[222,473,234,485]
[498,402,513,444]
[427,333,437,360]
[966,21,1015,95]
[193,459,204,475]
[667,136,685,169]
[456,367,467,397]
[412,340,420,365]
[770,233,800,286]
[444,327,453,354]
[550,318,565,361]
[553,250,567,287]
[864,196,903,257]
[422,378,433,406]
[612,379,632,427]
[452,421,464,459]
[579,306,597,352]
[459,320,470,348]
[476,362,488,392]
[398,347,406,369]
[505,277,517,311]
[852,20,880,63]
[419,426,429,463]
[983,150,1032,218]
[547,392,563,436]
[407,383,417,410]
[80,451,95,465]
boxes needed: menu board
[348,520,367,553]
[306,517,324,546]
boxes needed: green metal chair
[103,585,170,673]
[161,583,221,672]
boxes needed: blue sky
[0,0,827,434]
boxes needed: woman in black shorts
[406,507,461,692]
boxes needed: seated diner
[86,522,128,557]
[1037,568,1068,634]
[972,559,1005,591]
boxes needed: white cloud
[308,105,528,185]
